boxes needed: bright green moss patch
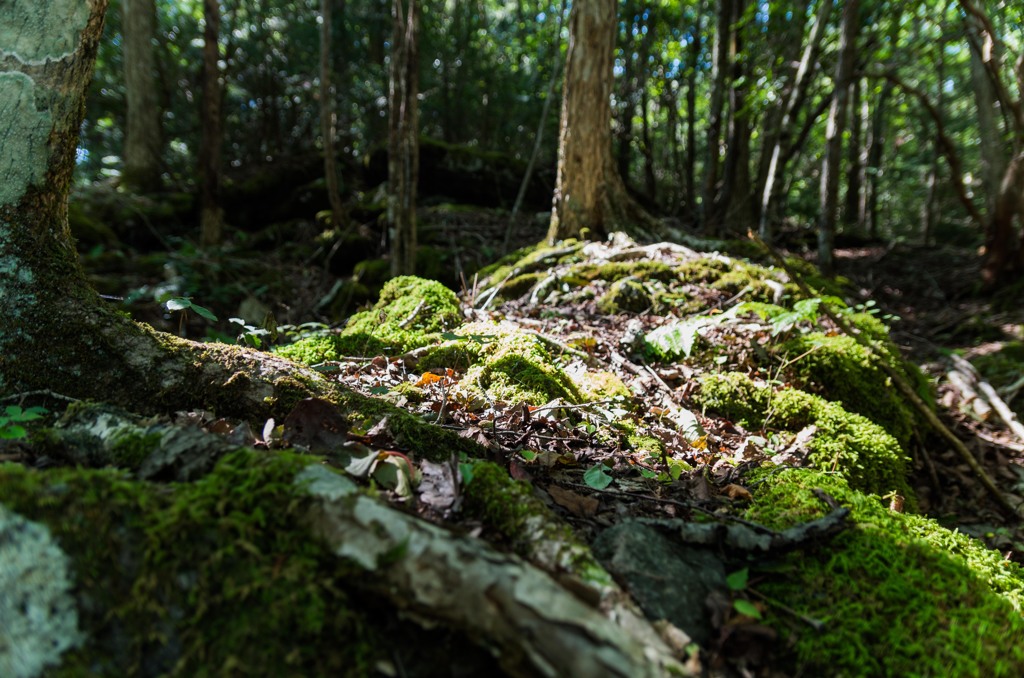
[0,450,375,676]
[745,468,1024,677]
[781,327,929,448]
[277,276,462,362]
[695,372,912,500]
[463,330,581,405]
[571,370,632,401]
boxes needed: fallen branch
[299,465,689,677]
[950,354,1024,446]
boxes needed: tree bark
[199,0,224,247]
[758,0,833,241]
[843,78,863,231]
[817,0,860,276]
[702,0,734,233]
[388,0,419,277]
[547,0,660,243]
[121,0,162,193]
[320,0,346,228]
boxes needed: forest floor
[42,202,1024,675]
[833,243,1024,549]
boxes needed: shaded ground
[835,243,1024,552]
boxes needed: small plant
[164,296,217,335]
[230,317,278,349]
[0,405,48,439]
[726,567,763,619]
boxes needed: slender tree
[199,0,224,247]
[320,0,346,228]
[387,0,419,277]
[758,0,833,240]
[122,0,162,193]
[548,0,659,242]
[817,0,860,275]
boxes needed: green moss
[568,260,675,283]
[0,450,376,676]
[695,372,911,500]
[278,276,463,362]
[499,272,545,299]
[415,337,484,372]
[781,330,925,448]
[107,429,163,469]
[744,468,1024,677]
[464,331,581,405]
[571,370,632,401]
[597,278,654,314]
[462,461,612,588]
[334,389,485,462]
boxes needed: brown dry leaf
[546,485,599,517]
[721,484,753,502]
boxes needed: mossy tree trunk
[547,0,660,244]
[387,0,419,277]
[0,0,330,420]
[121,0,162,193]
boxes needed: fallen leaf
[282,398,349,452]
[547,485,599,516]
[722,484,753,502]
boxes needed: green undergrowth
[0,450,376,676]
[745,468,1024,677]
[276,276,462,362]
[695,372,912,501]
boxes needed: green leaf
[165,297,192,312]
[644,318,704,359]
[0,425,27,439]
[733,599,762,619]
[190,303,218,322]
[583,464,613,490]
[726,568,749,591]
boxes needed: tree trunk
[388,0,419,277]
[547,0,659,243]
[843,78,863,231]
[0,0,331,420]
[122,0,163,193]
[320,0,346,228]
[817,0,860,276]
[199,0,224,247]
[720,0,753,234]
[504,0,567,253]
[758,0,832,241]
[684,11,701,227]
[702,0,734,233]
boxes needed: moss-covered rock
[463,330,581,405]
[277,276,462,362]
[745,468,1024,677]
[597,278,655,315]
[695,372,912,500]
